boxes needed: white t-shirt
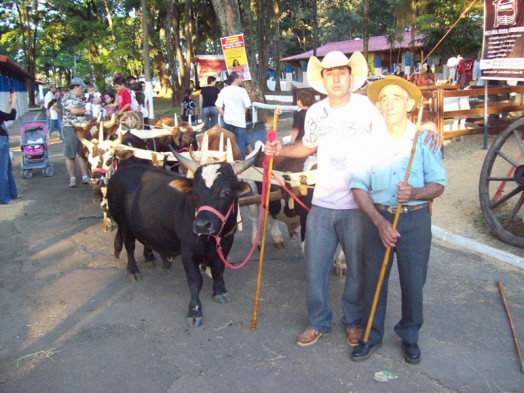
[44,91,55,109]
[215,85,251,128]
[302,93,387,210]
[50,107,58,120]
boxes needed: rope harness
[209,150,312,269]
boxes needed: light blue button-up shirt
[350,121,446,206]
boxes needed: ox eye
[221,190,232,198]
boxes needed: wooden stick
[252,109,280,331]
[363,104,424,343]
[498,280,524,373]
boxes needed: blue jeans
[223,122,247,159]
[0,135,18,204]
[202,106,219,130]
[304,205,366,334]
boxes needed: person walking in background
[44,84,57,131]
[264,51,386,348]
[215,72,251,159]
[47,99,63,141]
[350,76,446,364]
[0,91,19,204]
[61,77,91,188]
[394,64,405,78]
[200,76,220,130]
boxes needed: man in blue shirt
[350,76,446,364]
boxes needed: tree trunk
[363,0,369,67]
[273,0,281,92]
[211,0,265,108]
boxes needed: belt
[374,202,429,214]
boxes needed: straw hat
[367,75,422,109]
[307,51,368,94]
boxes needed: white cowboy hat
[307,51,368,94]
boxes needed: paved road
[0,112,523,393]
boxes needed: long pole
[498,280,524,373]
[363,104,424,343]
[251,109,279,331]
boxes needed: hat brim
[367,76,422,108]
[307,51,368,94]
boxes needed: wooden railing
[411,85,524,140]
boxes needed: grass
[152,97,180,119]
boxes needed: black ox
[107,147,261,327]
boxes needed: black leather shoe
[351,341,382,362]
[402,341,421,364]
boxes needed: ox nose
[193,217,217,236]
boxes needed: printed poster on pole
[480,0,524,81]
[220,33,252,81]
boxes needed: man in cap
[61,77,91,188]
[265,51,388,348]
[350,76,446,363]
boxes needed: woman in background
[0,92,19,205]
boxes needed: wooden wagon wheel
[479,116,524,248]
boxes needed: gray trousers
[363,207,432,345]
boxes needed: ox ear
[236,180,252,196]
[168,178,193,193]
[115,149,134,160]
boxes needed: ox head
[170,144,262,236]
[77,132,123,188]
[155,117,202,151]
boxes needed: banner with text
[480,0,524,81]
[220,33,252,81]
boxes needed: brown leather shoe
[346,327,362,347]
[296,327,323,347]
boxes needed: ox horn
[111,132,122,147]
[98,121,104,141]
[232,144,262,175]
[226,138,234,163]
[193,122,206,132]
[201,132,209,164]
[174,113,178,127]
[77,133,94,149]
[169,146,199,173]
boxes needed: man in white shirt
[44,85,57,130]
[215,72,251,159]
[265,51,388,348]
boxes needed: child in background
[102,91,117,119]
[135,91,150,129]
[47,99,63,141]
[181,88,197,125]
[290,90,316,143]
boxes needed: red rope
[216,155,271,269]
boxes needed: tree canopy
[0,0,484,105]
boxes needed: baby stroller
[20,122,54,179]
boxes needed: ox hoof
[144,253,156,263]
[128,272,142,282]
[333,266,347,277]
[186,316,203,328]
[274,241,285,249]
[213,292,230,304]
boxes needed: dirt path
[1,116,523,393]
